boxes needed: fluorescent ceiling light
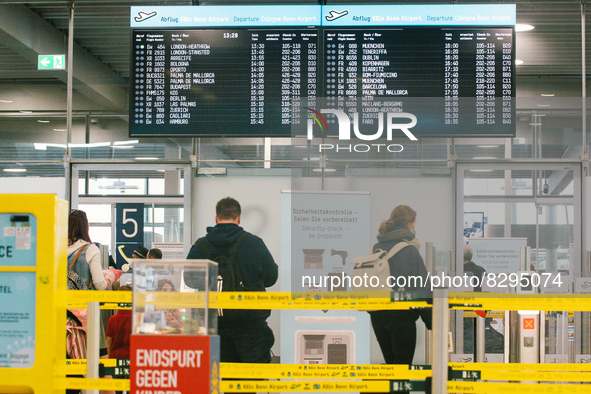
[532,114,546,117]
[34,143,65,150]
[515,24,534,32]
[312,168,336,172]
[541,93,555,97]
[113,140,139,146]
[529,123,542,126]
[53,128,67,132]
[537,104,550,107]
[69,142,110,148]
[473,157,497,160]
[0,99,13,103]
[110,145,134,149]
[37,120,50,123]
[476,145,499,148]
[3,168,26,173]
[135,157,159,161]
[19,110,32,114]
[469,169,494,172]
[515,60,524,65]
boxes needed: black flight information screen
[131,29,319,137]
[322,27,514,136]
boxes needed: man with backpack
[186,197,278,364]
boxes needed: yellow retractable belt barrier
[451,362,591,372]
[67,290,591,311]
[448,381,591,393]
[220,363,431,380]
[65,360,430,380]
[58,378,130,392]
[450,292,591,311]
[66,290,430,310]
[220,380,391,392]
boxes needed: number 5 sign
[115,203,144,268]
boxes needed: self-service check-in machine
[0,194,68,393]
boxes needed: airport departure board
[129,4,516,138]
[131,28,320,135]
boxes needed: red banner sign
[131,335,219,394]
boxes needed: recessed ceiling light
[3,168,26,173]
[476,145,499,148]
[515,60,524,65]
[515,24,535,32]
[135,157,159,161]
[541,94,555,97]
[53,128,67,132]
[0,99,13,103]
[37,120,50,123]
[19,110,32,114]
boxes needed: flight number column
[133,38,167,127]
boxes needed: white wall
[193,174,454,364]
[0,177,65,200]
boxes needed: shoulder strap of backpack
[69,244,89,269]
[195,231,251,259]
[227,231,251,258]
[382,241,411,261]
[195,238,212,259]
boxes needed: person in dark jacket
[186,197,278,364]
[369,205,432,365]
[463,244,486,292]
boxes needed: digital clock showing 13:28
[223,32,238,39]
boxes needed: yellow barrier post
[0,194,68,393]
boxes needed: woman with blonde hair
[369,205,431,365]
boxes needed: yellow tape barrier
[65,360,429,379]
[220,363,431,380]
[59,378,130,391]
[220,380,391,392]
[65,358,126,375]
[450,292,591,311]
[66,290,591,311]
[448,381,591,393]
[451,362,591,372]
[58,378,591,393]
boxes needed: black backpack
[195,232,251,322]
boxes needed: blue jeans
[219,320,275,363]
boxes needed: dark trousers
[219,320,275,363]
[369,310,417,365]
[219,321,274,394]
